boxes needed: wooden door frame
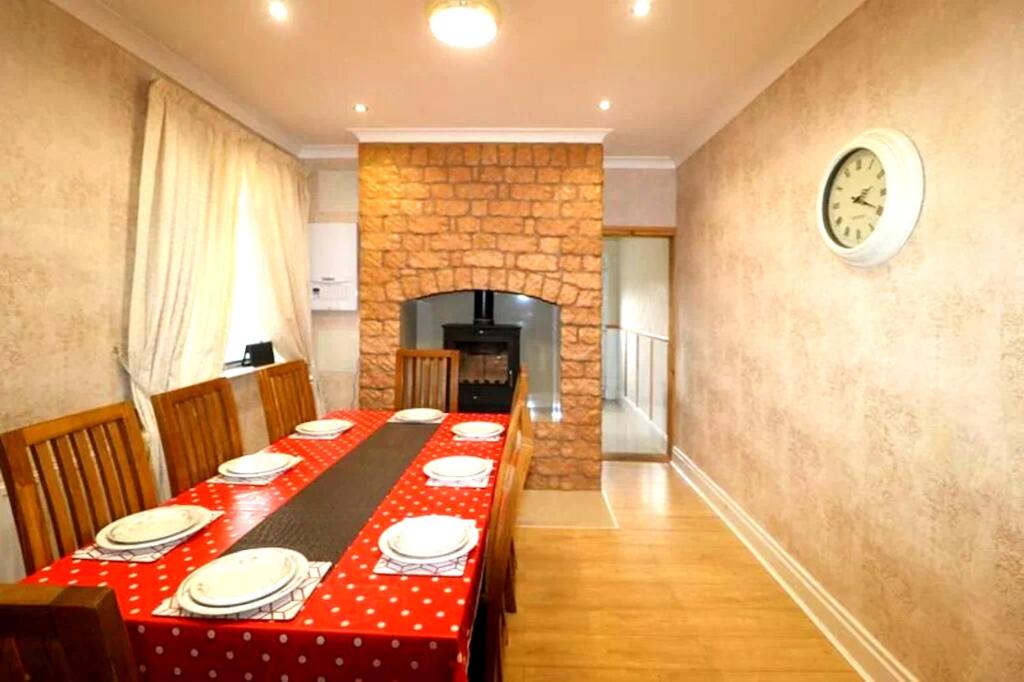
[601,226,675,462]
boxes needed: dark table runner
[226,422,439,562]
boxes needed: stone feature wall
[358,143,604,490]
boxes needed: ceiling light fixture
[268,0,289,21]
[598,99,612,111]
[353,103,369,113]
[427,0,501,48]
[630,0,652,17]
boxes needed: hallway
[601,399,666,457]
[602,235,671,462]
[506,462,856,680]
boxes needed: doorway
[601,229,673,461]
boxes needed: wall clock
[816,128,924,267]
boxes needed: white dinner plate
[295,419,354,436]
[393,408,445,423]
[379,521,479,565]
[451,421,505,439]
[95,508,213,551]
[384,515,472,558]
[219,452,298,478]
[185,548,305,607]
[423,456,491,480]
[99,506,208,547]
[176,548,307,614]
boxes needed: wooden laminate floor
[505,462,859,681]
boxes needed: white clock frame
[816,128,924,267]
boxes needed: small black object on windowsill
[242,341,275,367]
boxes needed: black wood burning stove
[442,291,522,413]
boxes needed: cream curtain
[127,79,313,497]
[127,80,244,496]
[245,150,322,410]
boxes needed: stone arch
[408,286,559,308]
[357,141,604,489]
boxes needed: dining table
[21,409,510,682]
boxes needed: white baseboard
[620,394,668,447]
[671,447,917,682]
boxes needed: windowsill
[222,363,261,380]
[222,359,288,380]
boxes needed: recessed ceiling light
[427,0,501,48]
[631,0,652,17]
[353,103,369,113]
[598,99,612,111]
[268,0,288,21]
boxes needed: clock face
[823,148,888,248]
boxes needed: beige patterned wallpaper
[0,0,274,447]
[674,0,1024,678]
[0,0,156,581]
[603,168,676,227]
[0,0,276,579]
[0,0,152,433]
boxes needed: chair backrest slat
[104,420,142,511]
[88,424,128,521]
[31,441,79,558]
[256,361,317,443]
[152,378,244,495]
[53,435,96,544]
[71,430,112,531]
[203,393,232,457]
[0,584,139,682]
[0,402,158,574]
[394,349,460,412]
[420,359,429,408]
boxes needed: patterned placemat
[373,553,469,577]
[72,511,225,563]
[207,459,301,486]
[425,474,491,489]
[289,431,350,441]
[153,561,331,621]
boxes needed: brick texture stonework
[358,143,604,490]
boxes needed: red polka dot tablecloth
[23,410,510,682]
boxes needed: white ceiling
[72,0,864,161]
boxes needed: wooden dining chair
[152,378,243,495]
[0,583,138,682]
[469,396,530,680]
[474,404,534,682]
[394,349,460,412]
[503,391,536,614]
[504,369,531,615]
[0,402,158,574]
[257,360,317,442]
[511,366,529,414]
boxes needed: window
[223,182,271,365]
